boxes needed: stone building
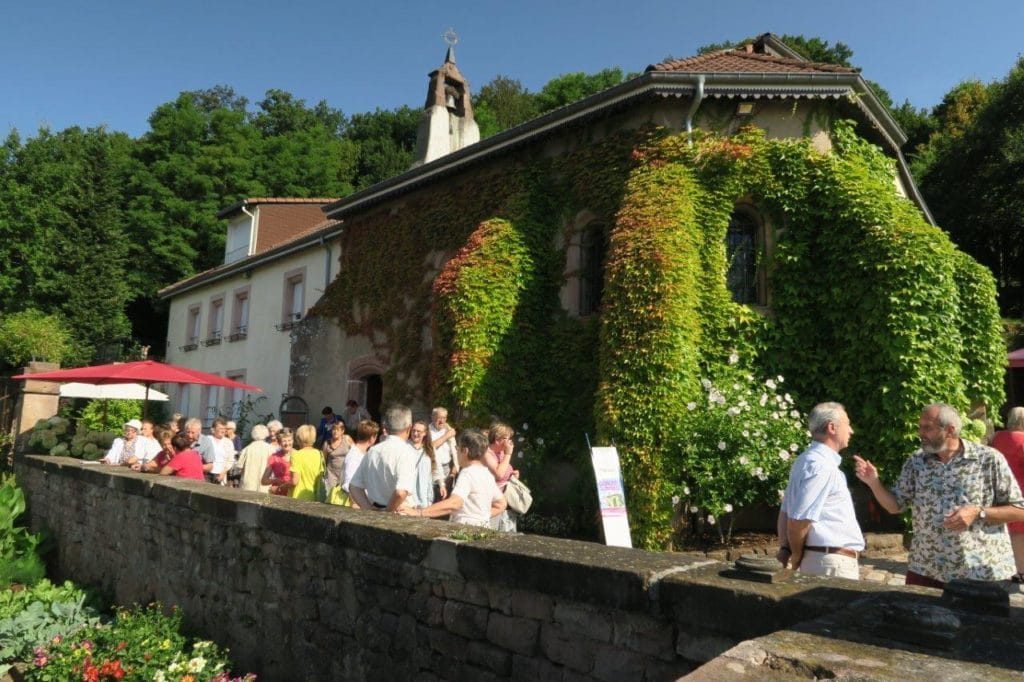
[291,34,934,413]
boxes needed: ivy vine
[312,119,1005,549]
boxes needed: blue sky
[3,0,1023,139]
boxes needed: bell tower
[411,30,480,168]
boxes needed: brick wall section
[17,455,1020,681]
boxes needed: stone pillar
[13,361,60,455]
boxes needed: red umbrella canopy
[1010,348,1024,369]
[13,360,262,392]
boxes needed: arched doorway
[347,355,386,425]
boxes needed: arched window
[726,209,762,305]
[579,223,608,316]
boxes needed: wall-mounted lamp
[736,102,755,116]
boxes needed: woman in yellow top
[289,424,325,501]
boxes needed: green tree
[0,310,73,367]
[343,106,420,189]
[916,64,1024,314]
[251,90,357,197]
[0,127,132,363]
[534,68,629,114]
[473,75,538,138]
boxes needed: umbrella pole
[143,384,151,419]
[103,400,109,431]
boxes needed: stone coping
[19,455,1020,641]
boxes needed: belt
[804,545,858,559]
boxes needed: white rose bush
[670,358,808,543]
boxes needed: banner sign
[590,446,632,548]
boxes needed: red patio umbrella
[1010,348,1024,369]
[13,360,262,418]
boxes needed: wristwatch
[978,507,988,522]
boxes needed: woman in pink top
[159,433,205,481]
[991,406,1024,582]
[262,428,295,496]
[484,422,520,532]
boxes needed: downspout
[240,204,257,256]
[320,234,332,290]
[685,75,706,147]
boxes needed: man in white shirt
[209,417,236,485]
[777,402,865,579]
[349,405,416,511]
[429,407,458,485]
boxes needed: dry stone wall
[15,456,1024,681]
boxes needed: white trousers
[799,551,859,579]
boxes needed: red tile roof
[254,203,336,255]
[647,46,857,75]
[241,197,338,205]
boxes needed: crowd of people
[97,394,1024,586]
[100,402,522,531]
[777,401,1024,588]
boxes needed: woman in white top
[400,429,505,526]
[408,420,445,507]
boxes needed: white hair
[928,403,962,436]
[1004,406,1024,431]
[249,424,269,440]
[808,402,845,437]
[267,419,283,431]
[382,404,412,433]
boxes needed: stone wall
[15,456,1024,681]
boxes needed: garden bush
[0,475,46,587]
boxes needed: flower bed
[0,475,256,681]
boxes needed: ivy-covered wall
[310,117,1005,550]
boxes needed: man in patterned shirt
[855,403,1024,588]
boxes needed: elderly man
[855,403,1024,588]
[777,402,865,579]
[430,407,458,487]
[183,417,217,480]
[349,405,416,511]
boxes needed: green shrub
[0,310,73,366]
[0,476,46,587]
[0,592,100,674]
[77,400,143,434]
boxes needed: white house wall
[164,243,336,427]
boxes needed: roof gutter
[322,69,919,220]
